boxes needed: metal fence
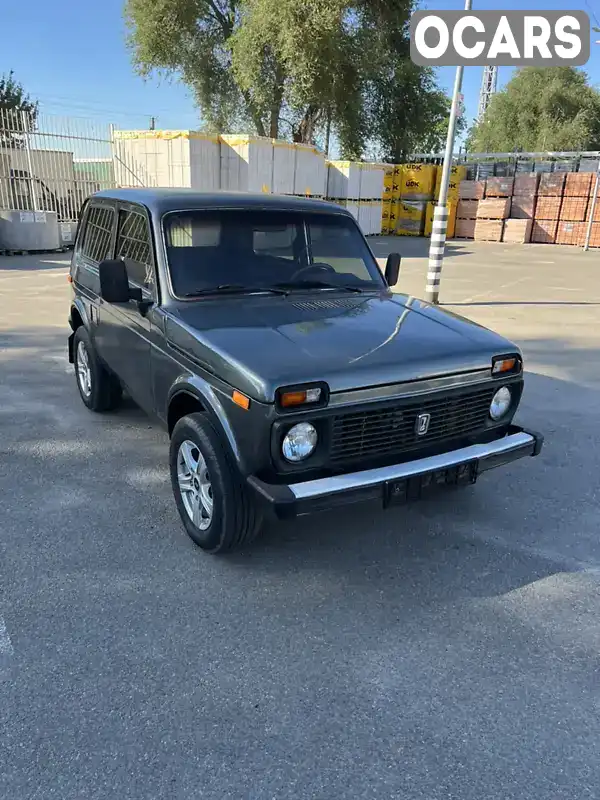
[0,109,118,222]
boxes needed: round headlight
[282,422,318,462]
[489,386,512,420]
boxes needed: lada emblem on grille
[416,412,431,436]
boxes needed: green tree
[468,67,600,153]
[0,71,38,147]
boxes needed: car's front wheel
[169,412,263,553]
[73,326,122,412]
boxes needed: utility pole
[425,0,472,305]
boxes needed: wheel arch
[167,380,245,471]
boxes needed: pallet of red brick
[503,219,532,243]
[586,200,600,223]
[485,177,514,197]
[457,200,479,219]
[564,172,594,197]
[556,221,586,245]
[586,223,600,247]
[513,174,540,195]
[531,219,558,243]
[510,196,537,219]
[476,198,511,219]
[474,220,504,242]
[454,218,476,238]
[535,196,562,220]
[538,172,566,196]
[559,197,589,222]
[458,180,485,200]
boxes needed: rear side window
[80,204,114,264]
[116,209,155,292]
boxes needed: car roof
[91,188,351,217]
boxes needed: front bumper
[247,425,544,519]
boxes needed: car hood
[167,292,518,403]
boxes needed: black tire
[169,412,263,553]
[73,326,122,412]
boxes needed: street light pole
[425,0,472,304]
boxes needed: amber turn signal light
[280,388,322,408]
[232,390,250,410]
[492,357,519,375]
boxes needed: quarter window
[80,204,114,264]
[116,209,154,291]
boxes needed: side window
[79,204,114,264]
[116,209,155,292]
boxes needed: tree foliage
[124,0,455,158]
[467,67,600,153]
[0,71,38,147]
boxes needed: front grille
[329,385,498,465]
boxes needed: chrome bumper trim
[288,430,535,500]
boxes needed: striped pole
[426,204,449,303]
[424,0,471,305]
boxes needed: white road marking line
[0,617,14,656]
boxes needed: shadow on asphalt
[0,254,70,271]
[368,236,473,261]
[2,325,599,606]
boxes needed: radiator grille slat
[330,385,497,464]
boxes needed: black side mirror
[385,252,401,286]
[99,259,132,303]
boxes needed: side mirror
[99,259,131,303]
[384,252,401,286]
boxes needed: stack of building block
[474,177,512,241]
[531,172,565,243]
[394,163,438,236]
[555,172,593,245]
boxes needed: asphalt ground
[1,239,599,799]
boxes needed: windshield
[162,209,385,297]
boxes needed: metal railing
[0,109,120,222]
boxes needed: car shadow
[2,326,599,608]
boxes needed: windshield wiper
[272,280,366,293]
[182,284,289,298]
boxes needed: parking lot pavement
[1,245,600,799]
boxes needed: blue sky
[3,0,600,139]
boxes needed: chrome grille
[330,385,497,465]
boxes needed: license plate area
[383,460,479,507]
